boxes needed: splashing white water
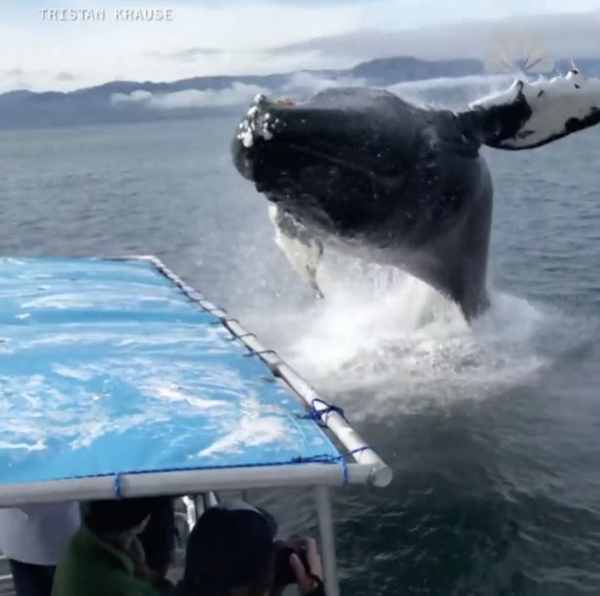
[242,252,551,417]
[387,74,515,111]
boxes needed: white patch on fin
[470,70,600,149]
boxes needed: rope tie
[235,332,257,341]
[243,348,279,359]
[226,331,256,342]
[300,398,349,426]
[201,304,221,312]
[114,474,123,499]
[292,446,373,485]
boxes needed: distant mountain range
[2,56,600,130]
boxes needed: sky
[1,0,599,93]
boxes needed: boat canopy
[0,255,392,596]
[0,256,391,505]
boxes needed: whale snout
[232,95,275,182]
[235,95,276,150]
[233,95,323,181]
[233,95,333,197]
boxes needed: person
[179,500,325,596]
[0,502,81,596]
[52,497,173,596]
[138,497,176,577]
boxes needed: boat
[0,255,392,595]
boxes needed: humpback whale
[232,70,600,320]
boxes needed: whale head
[231,88,474,242]
[231,87,496,321]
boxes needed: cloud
[271,10,600,62]
[0,67,35,93]
[283,71,366,95]
[388,74,512,93]
[2,2,599,94]
[148,47,229,62]
[109,72,519,114]
[0,1,365,93]
[56,71,77,82]
[110,73,369,112]
[387,74,514,109]
[110,82,270,110]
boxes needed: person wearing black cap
[52,497,174,596]
[180,501,325,596]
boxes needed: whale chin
[237,143,380,238]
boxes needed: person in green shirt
[52,497,173,596]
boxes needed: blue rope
[348,446,372,457]
[342,446,374,483]
[301,398,348,426]
[114,473,123,499]
[101,448,372,496]
[298,401,373,483]
[292,446,373,485]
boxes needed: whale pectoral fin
[268,205,324,298]
[462,71,600,150]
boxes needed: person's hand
[126,541,171,590]
[287,537,324,594]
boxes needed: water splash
[243,253,553,417]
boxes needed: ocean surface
[1,111,599,595]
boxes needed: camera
[274,540,310,586]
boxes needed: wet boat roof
[0,257,389,505]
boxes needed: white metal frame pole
[140,254,393,489]
[314,485,340,596]
[182,496,198,531]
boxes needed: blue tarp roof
[0,257,340,487]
